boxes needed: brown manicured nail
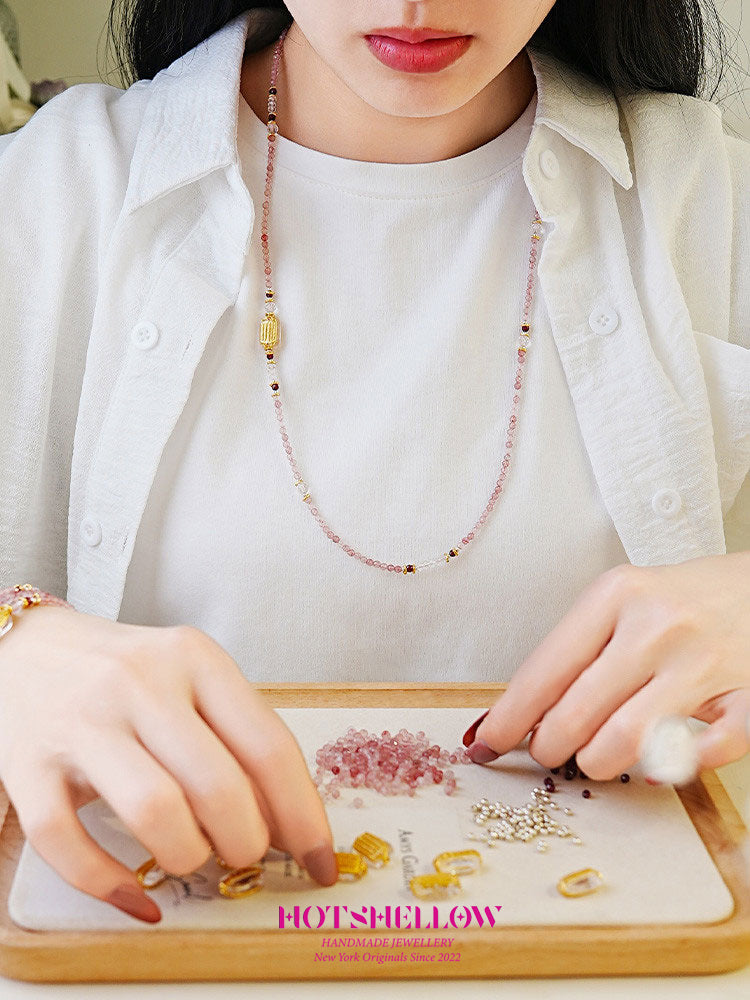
[106,883,162,923]
[462,710,490,747]
[467,738,500,764]
[303,843,339,886]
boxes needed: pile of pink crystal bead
[314,727,472,799]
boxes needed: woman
[0,1,748,924]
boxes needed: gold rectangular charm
[352,832,392,868]
[409,872,461,899]
[259,313,280,351]
[335,852,368,881]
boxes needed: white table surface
[1,754,748,1000]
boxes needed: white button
[130,321,160,350]
[80,516,102,546]
[652,488,682,519]
[539,148,559,179]
[588,306,620,336]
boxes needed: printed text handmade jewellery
[0,584,74,639]
[258,25,545,575]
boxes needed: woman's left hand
[463,552,750,778]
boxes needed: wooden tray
[1,682,749,982]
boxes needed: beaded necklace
[257,26,543,575]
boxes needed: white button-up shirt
[0,6,748,622]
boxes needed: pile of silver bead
[466,786,583,851]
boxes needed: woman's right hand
[0,605,338,923]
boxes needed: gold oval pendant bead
[433,849,483,877]
[556,867,605,898]
[218,864,264,899]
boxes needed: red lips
[364,34,472,73]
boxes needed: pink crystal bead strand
[259,26,544,575]
[313,727,472,800]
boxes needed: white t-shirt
[118,88,630,683]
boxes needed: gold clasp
[135,857,168,890]
[218,864,264,898]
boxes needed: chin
[352,79,469,121]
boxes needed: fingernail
[645,776,662,786]
[106,883,162,923]
[303,843,339,886]
[462,710,490,747]
[466,738,500,764]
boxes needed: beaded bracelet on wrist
[0,584,74,639]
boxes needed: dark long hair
[105,0,741,106]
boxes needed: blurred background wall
[11,0,114,83]
[7,0,750,137]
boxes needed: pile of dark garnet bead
[562,754,589,781]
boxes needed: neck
[240,24,537,165]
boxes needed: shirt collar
[124,6,633,218]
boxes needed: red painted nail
[106,884,162,923]
[462,710,490,747]
[303,843,339,886]
[645,776,662,786]
[466,739,500,764]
